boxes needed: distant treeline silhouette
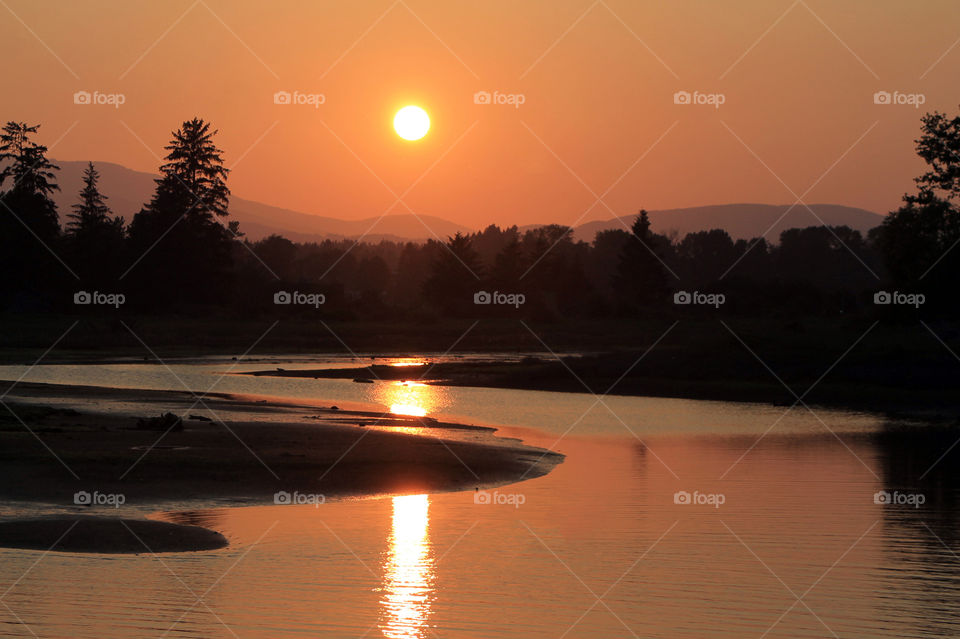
[2,110,959,319]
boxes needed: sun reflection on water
[379,494,434,639]
[390,403,428,417]
[386,359,428,368]
[377,381,441,418]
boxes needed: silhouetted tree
[777,226,874,289]
[730,238,772,282]
[472,224,519,271]
[676,229,737,289]
[877,108,960,312]
[0,122,63,306]
[914,109,960,201]
[490,237,526,287]
[128,118,236,307]
[877,190,958,305]
[614,210,672,311]
[423,233,483,315]
[67,163,113,232]
[0,122,61,237]
[390,242,432,312]
[253,234,297,281]
[587,229,630,304]
[65,162,125,286]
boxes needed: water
[0,358,958,638]
[0,357,889,436]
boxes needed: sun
[394,105,430,141]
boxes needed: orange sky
[2,0,959,229]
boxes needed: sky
[2,0,959,230]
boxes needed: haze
[2,0,959,229]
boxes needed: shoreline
[244,361,960,420]
[2,314,959,419]
[0,381,564,553]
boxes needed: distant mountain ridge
[51,160,883,244]
[570,204,883,243]
[51,160,472,243]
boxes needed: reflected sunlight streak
[379,495,434,639]
[378,382,441,418]
[390,404,428,417]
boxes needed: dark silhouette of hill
[570,203,883,242]
[52,160,471,243]
[54,161,881,244]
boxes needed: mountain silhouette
[52,160,472,243]
[570,203,883,242]
[53,160,882,243]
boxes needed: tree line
[1,110,959,319]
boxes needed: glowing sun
[394,105,430,141]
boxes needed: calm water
[1,357,959,638]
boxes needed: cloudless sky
[2,0,959,229]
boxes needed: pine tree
[0,122,63,305]
[127,118,235,308]
[65,162,126,286]
[67,162,115,233]
[155,117,230,222]
[0,122,61,241]
[614,210,672,310]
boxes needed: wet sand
[0,516,228,553]
[0,381,563,553]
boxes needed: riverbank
[2,316,957,417]
[0,382,563,552]
[245,354,960,419]
[0,382,563,505]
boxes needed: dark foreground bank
[0,382,563,552]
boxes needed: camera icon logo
[873,291,891,305]
[873,91,892,105]
[274,291,292,304]
[673,490,691,505]
[274,490,291,505]
[74,490,92,505]
[73,90,91,105]
[673,90,691,105]
[473,91,491,105]
[273,90,292,105]
[873,490,891,505]
[74,290,92,305]
[474,291,492,305]
[673,291,692,305]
